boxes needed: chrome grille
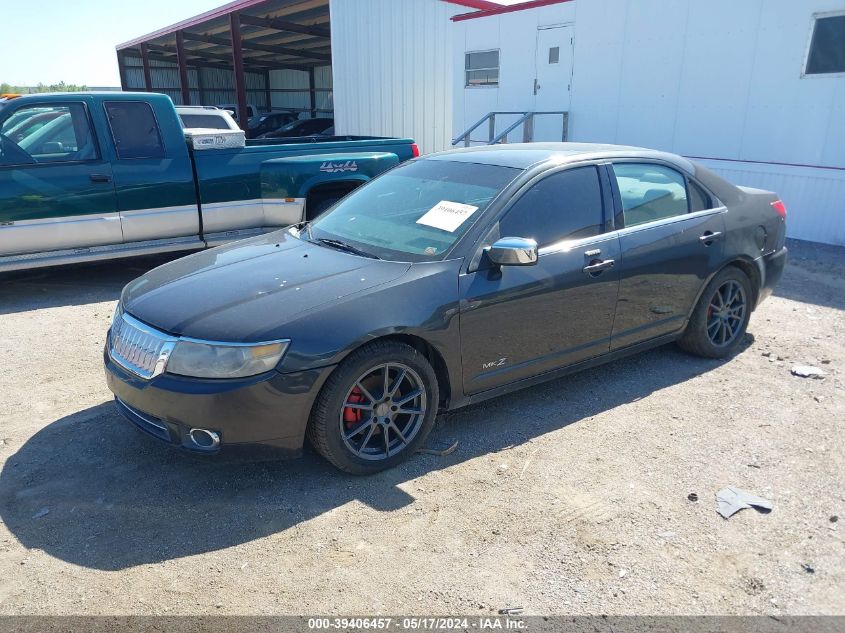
[109,309,176,379]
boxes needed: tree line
[1,81,88,94]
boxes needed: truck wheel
[307,341,439,474]
[678,266,753,359]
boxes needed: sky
[1,0,250,87]
[0,0,526,88]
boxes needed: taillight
[411,143,420,158]
[771,200,787,218]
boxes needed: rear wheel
[678,266,753,359]
[307,341,439,474]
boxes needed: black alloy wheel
[307,341,439,474]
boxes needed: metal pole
[230,12,250,131]
[116,51,129,91]
[308,67,317,119]
[522,113,534,143]
[140,43,153,92]
[264,70,272,112]
[197,66,206,106]
[488,114,495,145]
[175,31,191,105]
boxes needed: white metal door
[533,25,574,141]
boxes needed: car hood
[121,230,411,342]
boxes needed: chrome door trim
[120,203,200,242]
[0,211,123,256]
[0,235,205,273]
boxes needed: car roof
[426,142,694,173]
[8,91,174,106]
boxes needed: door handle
[583,259,615,275]
[90,174,112,183]
[699,231,722,245]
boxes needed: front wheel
[306,341,439,474]
[678,267,753,359]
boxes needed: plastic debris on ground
[715,486,773,519]
[791,365,827,379]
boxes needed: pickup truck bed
[0,93,418,272]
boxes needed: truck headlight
[166,339,289,379]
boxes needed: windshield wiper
[315,238,380,259]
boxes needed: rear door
[459,164,620,394]
[609,161,726,349]
[104,100,200,243]
[0,100,119,256]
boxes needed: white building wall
[329,0,460,154]
[452,0,845,245]
[452,3,577,143]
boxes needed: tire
[306,341,440,474]
[678,266,753,359]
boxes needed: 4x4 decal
[320,160,359,173]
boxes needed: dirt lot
[0,239,842,616]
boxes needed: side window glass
[105,101,165,160]
[0,103,98,165]
[499,166,604,247]
[613,163,688,227]
[688,178,713,212]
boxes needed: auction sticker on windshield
[416,200,479,233]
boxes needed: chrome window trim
[614,205,728,238]
[538,206,727,258]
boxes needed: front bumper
[757,245,788,307]
[104,346,334,457]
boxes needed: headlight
[166,339,289,379]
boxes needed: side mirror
[485,237,538,267]
[41,142,64,154]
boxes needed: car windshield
[307,159,520,262]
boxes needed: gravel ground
[0,239,842,616]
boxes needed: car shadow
[0,254,184,316]
[0,337,752,571]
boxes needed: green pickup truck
[0,92,418,272]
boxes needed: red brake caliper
[343,387,365,428]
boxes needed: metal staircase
[452,111,569,147]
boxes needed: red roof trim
[452,0,574,21]
[442,0,503,10]
[116,0,276,50]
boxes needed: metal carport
[115,0,332,129]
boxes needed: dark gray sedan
[104,143,787,473]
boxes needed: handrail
[452,110,569,146]
[490,112,532,144]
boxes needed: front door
[533,25,574,141]
[0,101,119,256]
[459,165,620,395]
